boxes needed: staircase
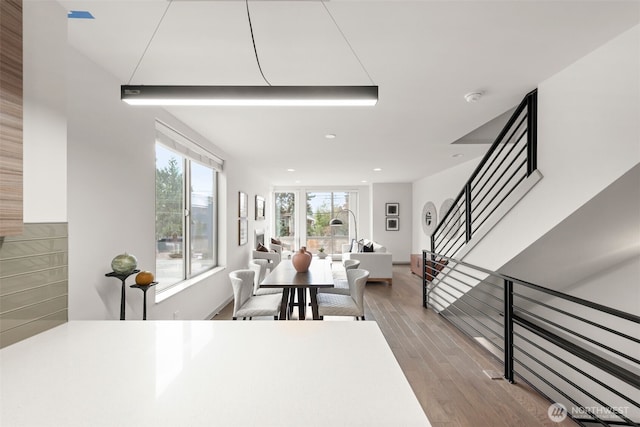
[428,90,541,311]
[421,88,640,425]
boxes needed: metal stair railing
[432,89,538,259]
[422,249,640,427]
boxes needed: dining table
[260,257,334,320]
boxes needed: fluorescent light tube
[121,85,378,106]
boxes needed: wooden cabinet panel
[0,0,23,236]
[410,254,423,277]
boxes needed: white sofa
[252,242,294,272]
[341,241,392,285]
[270,243,294,260]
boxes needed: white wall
[371,183,412,263]
[65,47,269,320]
[499,164,640,310]
[23,0,67,222]
[566,256,640,316]
[411,158,481,254]
[223,156,272,277]
[464,25,640,273]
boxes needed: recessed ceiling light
[287,168,295,172]
[325,134,336,139]
[361,180,368,183]
[295,180,301,184]
[452,153,464,158]
[464,92,483,103]
[373,168,382,172]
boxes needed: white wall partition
[23,0,67,222]
[464,25,640,273]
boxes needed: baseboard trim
[207,295,233,320]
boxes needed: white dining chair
[251,249,281,271]
[229,270,281,320]
[248,259,282,296]
[319,259,361,295]
[316,269,369,320]
[343,259,361,269]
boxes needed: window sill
[154,266,226,304]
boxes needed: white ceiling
[58,0,640,187]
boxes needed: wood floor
[213,264,575,427]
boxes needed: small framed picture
[239,191,248,218]
[255,195,265,220]
[386,216,399,231]
[239,219,248,245]
[386,202,399,216]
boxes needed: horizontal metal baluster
[513,342,635,425]
[514,292,639,343]
[434,280,505,327]
[513,356,610,427]
[516,308,640,367]
[470,144,528,216]
[437,299,505,353]
[471,121,528,200]
[513,330,640,410]
[472,176,528,235]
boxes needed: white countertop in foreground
[1,321,431,427]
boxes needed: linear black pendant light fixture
[121,0,378,107]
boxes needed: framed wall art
[386,203,399,216]
[386,216,399,231]
[255,195,265,220]
[238,191,248,218]
[239,219,248,246]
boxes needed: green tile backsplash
[0,223,68,348]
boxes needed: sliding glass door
[305,191,353,255]
[273,190,357,255]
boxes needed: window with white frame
[306,191,354,254]
[273,189,357,255]
[155,121,221,292]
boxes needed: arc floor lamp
[330,208,358,243]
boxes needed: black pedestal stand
[105,270,140,320]
[130,282,157,320]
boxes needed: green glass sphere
[111,253,138,275]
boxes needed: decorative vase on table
[111,252,138,275]
[292,248,312,272]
